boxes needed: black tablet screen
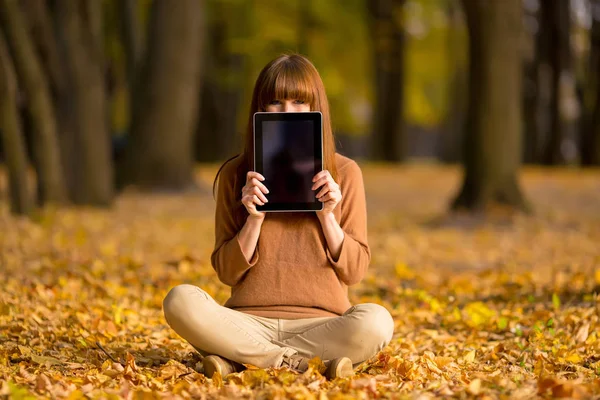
[262,120,315,203]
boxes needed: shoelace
[284,356,304,370]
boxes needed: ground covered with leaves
[1,165,599,399]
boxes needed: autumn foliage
[1,165,599,398]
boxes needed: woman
[163,54,394,380]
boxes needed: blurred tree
[22,0,77,201]
[23,0,67,105]
[541,0,578,165]
[21,0,76,206]
[298,0,313,56]
[369,0,406,161]
[121,0,204,190]
[522,0,542,164]
[440,0,466,163]
[0,28,33,215]
[0,0,67,205]
[452,0,528,211]
[196,0,247,162]
[55,0,114,205]
[581,0,600,165]
[118,0,142,92]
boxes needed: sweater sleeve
[210,162,258,287]
[325,160,371,286]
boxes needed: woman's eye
[269,100,281,105]
[294,100,305,104]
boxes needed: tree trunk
[451,0,528,212]
[22,0,78,201]
[590,92,600,166]
[0,28,34,215]
[369,0,406,162]
[120,0,142,84]
[535,0,553,165]
[0,0,67,205]
[196,0,246,163]
[22,0,67,101]
[118,0,142,135]
[522,2,541,164]
[541,0,576,165]
[440,0,466,163]
[55,0,114,205]
[123,0,204,190]
[581,0,600,166]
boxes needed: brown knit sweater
[211,153,370,319]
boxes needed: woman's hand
[242,171,269,220]
[312,170,342,216]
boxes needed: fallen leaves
[537,376,597,398]
[1,165,600,398]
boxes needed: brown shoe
[281,354,310,373]
[281,354,354,379]
[324,357,354,379]
[203,355,241,378]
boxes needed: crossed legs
[163,284,394,368]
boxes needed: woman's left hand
[312,170,342,215]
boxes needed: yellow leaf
[468,378,481,395]
[435,356,454,368]
[464,302,496,327]
[552,293,561,309]
[275,370,297,385]
[463,350,476,363]
[395,262,415,280]
[565,353,582,364]
[308,357,326,374]
[113,305,123,325]
[66,390,86,400]
[18,345,31,357]
[211,371,223,388]
[595,269,600,285]
[31,354,63,366]
[429,298,442,313]
[452,307,461,321]
[242,369,270,387]
[0,301,9,316]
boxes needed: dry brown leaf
[575,322,589,343]
[467,378,482,395]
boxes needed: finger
[318,192,335,202]
[314,176,338,192]
[252,194,264,206]
[242,196,250,208]
[316,185,331,199]
[251,178,269,194]
[245,194,263,207]
[312,170,329,182]
[311,176,329,191]
[252,186,268,203]
[242,194,253,206]
[247,171,265,182]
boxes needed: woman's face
[265,99,310,112]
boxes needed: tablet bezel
[253,111,323,212]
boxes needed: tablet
[253,111,323,212]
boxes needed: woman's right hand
[241,171,269,219]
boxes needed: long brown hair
[213,54,337,225]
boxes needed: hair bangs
[258,62,315,110]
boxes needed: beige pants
[163,284,394,369]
